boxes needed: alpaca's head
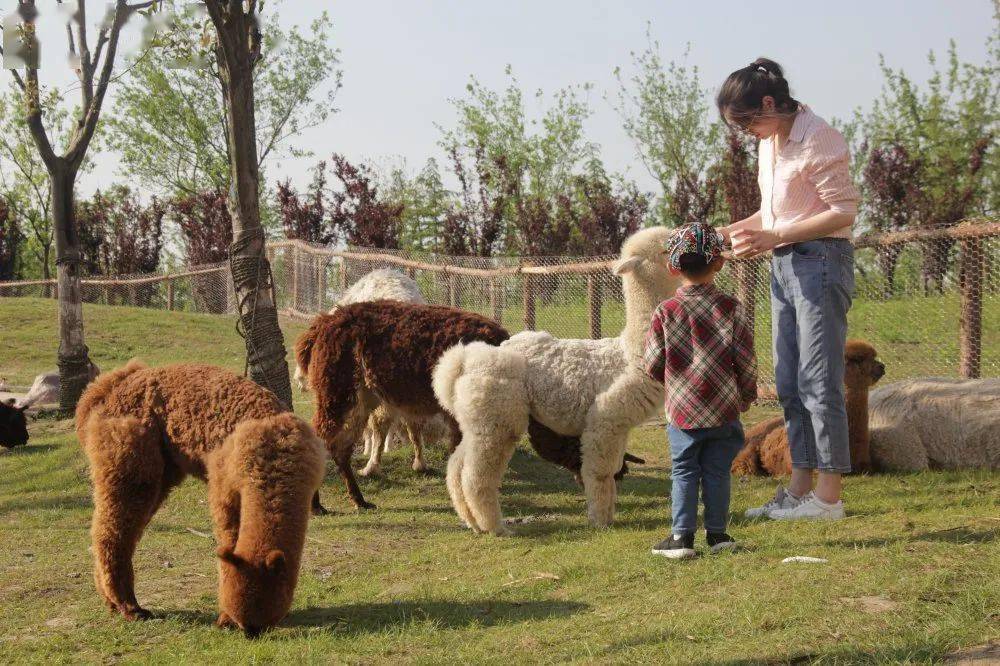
[845,340,884,391]
[612,226,680,299]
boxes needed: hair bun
[752,57,784,79]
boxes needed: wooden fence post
[339,258,348,291]
[317,258,326,313]
[587,274,602,339]
[448,273,459,308]
[291,245,299,311]
[959,234,983,379]
[490,277,503,323]
[522,270,536,331]
[166,278,174,311]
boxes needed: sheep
[731,340,885,477]
[432,226,681,534]
[1,398,29,449]
[293,268,446,477]
[867,377,1000,471]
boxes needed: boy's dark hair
[716,57,799,128]
[676,253,714,278]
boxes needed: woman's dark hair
[716,57,799,127]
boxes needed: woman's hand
[731,227,781,258]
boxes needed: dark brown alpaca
[1,398,29,448]
[296,300,640,514]
[731,340,885,476]
[75,362,325,637]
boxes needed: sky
[3,0,996,197]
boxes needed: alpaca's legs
[446,445,481,532]
[86,418,173,621]
[359,414,390,478]
[580,421,630,527]
[407,420,430,473]
[460,429,518,536]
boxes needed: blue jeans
[668,421,745,534]
[771,238,854,474]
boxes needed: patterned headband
[665,223,725,273]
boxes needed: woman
[717,58,859,520]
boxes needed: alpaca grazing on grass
[294,268,447,477]
[731,340,884,477]
[75,362,325,637]
[433,226,681,534]
[868,377,1000,471]
[295,299,633,514]
[1,398,29,449]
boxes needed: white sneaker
[768,492,845,521]
[744,486,801,519]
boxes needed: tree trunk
[51,163,91,412]
[215,17,292,409]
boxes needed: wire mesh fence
[1,218,996,393]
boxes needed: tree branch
[23,69,58,169]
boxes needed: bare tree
[203,0,291,409]
[2,0,158,411]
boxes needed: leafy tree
[570,163,650,256]
[613,35,721,226]
[2,0,161,411]
[0,197,22,280]
[168,189,232,313]
[277,163,332,244]
[379,158,451,252]
[439,68,596,255]
[109,4,342,196]
[75,185,165,277]
[327,154,404,249]
[0,83,78,283]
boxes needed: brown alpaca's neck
[845,386,870,449]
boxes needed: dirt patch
[944,640,1000,664]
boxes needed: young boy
[643,222,758,559]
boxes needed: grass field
[1,299,998,664]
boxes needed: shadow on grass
[0,443,61,457]
[824,526,998,548]
[282,598,588,635]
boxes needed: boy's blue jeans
[668,421,745,535]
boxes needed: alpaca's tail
[294,316,328,392]
[75,359,147,438]
[432,342,527,419]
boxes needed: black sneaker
[651,534,696,559]
[706,531,737,554]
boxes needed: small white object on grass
[781,556,828,564]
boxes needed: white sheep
[294,268,446,475]
[432,226,680,534]
[868,377,1000,471]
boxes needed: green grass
[1,299,998,664]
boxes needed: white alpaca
[868,378,1000,471]
[432,226,680,534]
[294,268,446,475]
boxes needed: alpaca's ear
[216,546,243,567]
[264,549,286,573]
[612,255,643,275]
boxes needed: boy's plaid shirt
[642,283,758,429]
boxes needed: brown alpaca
[75,361,325,637]
[731,340,885,476]
[295,299,637,514]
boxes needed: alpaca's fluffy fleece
[293,268,446,477]
[731,340,885,476]
[295,300,509,512]
[75,361,325,636]
[868,377,1000,471]
[1,398,29,448]
[433,226,680,533]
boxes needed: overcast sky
[5,0,995,197]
